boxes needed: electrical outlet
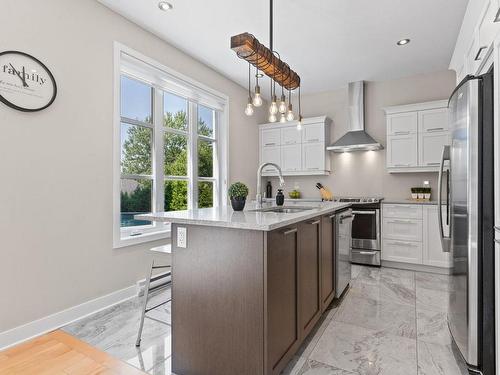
[177,227,187,248]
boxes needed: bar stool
[136,244,172,347]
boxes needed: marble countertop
[383,199,438,205]
[136,201,351,231]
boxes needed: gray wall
[269,70,456,200]
[0,0,265,332]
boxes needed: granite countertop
[136,201,351,231]
[383,199,439,205]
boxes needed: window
[114,43,228,248]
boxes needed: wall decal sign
[0,51,57,112]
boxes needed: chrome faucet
[256,162,285,206]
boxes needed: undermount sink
[251,206,316,214]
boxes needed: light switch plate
[177,227,187,248]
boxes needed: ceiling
[98,0,468,94]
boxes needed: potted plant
[423,187,432,200]
[411,187,418,200]
[417,187,425,200]
[228,182,249,211]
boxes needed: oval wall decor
[0,51,57,112]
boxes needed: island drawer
[383,204,422,220]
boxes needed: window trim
[113,42,229,249]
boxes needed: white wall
[268,70,456,200]
[0,0,265,333]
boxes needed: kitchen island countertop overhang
[135,201,352,231]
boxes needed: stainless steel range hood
[327,81,383,152]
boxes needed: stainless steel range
[332,197,383,266]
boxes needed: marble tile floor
[282,264,470,375]
[63,264,469,375]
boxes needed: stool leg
[136,259,154,347]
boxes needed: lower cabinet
[266,214,334,375]
[320,214,335,311]
[298,219,322,338]
[266,225,300,375]
[381,203,451,268]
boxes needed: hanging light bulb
[253,59,263,107]
[286,104,295,121]
[296,86,303,130]
[269,113,277,123]
[253,85,263,107]
[297,115,303,130]
[244,62,254,116]
[286,89,294,121]
[269,95,278,115]
[280,113,287,123]
[245,98,254,116]
[278,93,287,114]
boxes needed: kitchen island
[137,201,351,375]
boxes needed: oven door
[351,209,380,250]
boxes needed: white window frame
[113,42,229,248]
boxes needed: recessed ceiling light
[397,39,411,46]
[158,1,173,11]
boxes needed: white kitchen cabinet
[419,131,450,167]
[261,128,281,147]
[383,204,422,219]
[387,112,418,135]
[281,127,302,145]
[382,218,422,242]
[302,123,325,143]
[382,239,423,264]
[259,116,331,176]
[281,144,302,172]
[302,142,325,172]
[423,205,452,268]
[386,134,418,168]
[260,146,281,173]
[382,203,451,269]
[384,100,450,172]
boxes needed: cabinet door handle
[283,228,297,236]
[426,127,445,132]
[394,164,411,167]
[475,46,488,61]
[308,220,320,225]
[307,167,320,170]
[394,131,410,135]
[359,251,377,255]
[427,162,441,166]
[329,214,337,219]
[387,219,413,224]
[388,241,417,247]
[264,142,276,146]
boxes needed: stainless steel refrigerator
[439,71,495,375]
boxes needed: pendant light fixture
[253,55,263,107]
[231,0,303,125]
[245,62,254,116]
[286,88,295,121]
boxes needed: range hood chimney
[327,81,383,152]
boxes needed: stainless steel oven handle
[438,145,451,253]
[352,210,376,215]
[357,251,377,255]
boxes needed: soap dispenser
[276,189,285,206]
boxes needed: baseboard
[0,284,137,351]
[382,260,452,275]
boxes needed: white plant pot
[424,193,431,200]
[418,193,424,199]
[411,193,418,199]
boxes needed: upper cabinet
[384,101,450,173]
[259,116,331,176]
[451,0,500,82]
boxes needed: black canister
[276,189,285,206]
[265,181,272,198]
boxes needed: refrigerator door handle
[438,145,451,253]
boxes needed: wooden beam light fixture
[231,33,301,90]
